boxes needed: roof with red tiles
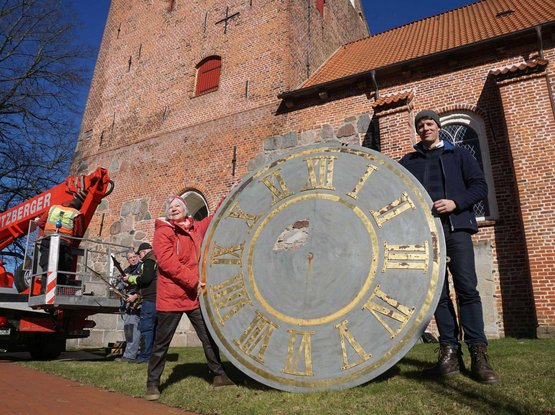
[301,0,555,89]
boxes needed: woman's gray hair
[164,195,189,220]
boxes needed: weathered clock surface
[200,144,445,392]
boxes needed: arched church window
[181,190,209,221]
[439,112,498,220]
[195,56,221,96]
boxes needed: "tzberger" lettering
[0,193,52,229]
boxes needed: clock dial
[200,144,445,392]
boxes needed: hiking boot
[213,374,236,388]
[145,385,160,401]
[423,343,463,377]
[469,344,500,384]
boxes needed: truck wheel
[29,333,66,360]
[13,264,30,293]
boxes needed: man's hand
[433,199,457,214]
[126,293,139,303]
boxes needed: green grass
[18,338,555,415]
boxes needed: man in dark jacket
[400,109,499,384]
[125,242,157,363]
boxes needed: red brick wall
[493,65,555,338]
[78,0,367,157]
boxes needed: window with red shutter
[316,0,324,17]
[195,56,222,96]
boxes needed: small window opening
[316,0,324,17]
[195,56,222,96]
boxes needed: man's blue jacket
[399,139,488,234]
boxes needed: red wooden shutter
[195,56,222,96]
[316,0,324,17]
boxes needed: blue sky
[72,0,476,122]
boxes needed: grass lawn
[18,337,554,415]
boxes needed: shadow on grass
[162,360,269,392]
[400,356,539,415]
[163,357,403,393]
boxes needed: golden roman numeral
[234,311,278,364]
[209,273,251,325]
[347,164,378,200]
[226,201,259,229]
[301,156,337,191]
[210,242,245,266]
[259,169,293,205]
[363,284,415,338]
[335,320,371,370]
[370,192,415,227]
[282,329,315,377]
[382,241,429,273]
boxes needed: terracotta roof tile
[302,0,555,89]
[489,57,549,75]
[371,90,414,108]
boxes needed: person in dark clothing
[125,242,157,364]
[37,196,84,285]
[114,251,141,362]
[400,109,499,384]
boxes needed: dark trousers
[39,238,73,285]
[137,299,157,360]
[435,228,488,348]
[147,307,225,387]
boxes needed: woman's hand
[197,281,206,298]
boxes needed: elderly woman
[145,195,234,401]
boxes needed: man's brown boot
[423,343,463,377]
[469,344,500,384]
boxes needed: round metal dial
[200,144,445,392]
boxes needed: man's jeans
[137,299,157,361]
[122,313,140,359]
[435,228,488,347]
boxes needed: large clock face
[200,144,445,392]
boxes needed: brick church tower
[73,0,368,346]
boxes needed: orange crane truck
[0,168,125,359]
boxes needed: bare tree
[0,0,90,258]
